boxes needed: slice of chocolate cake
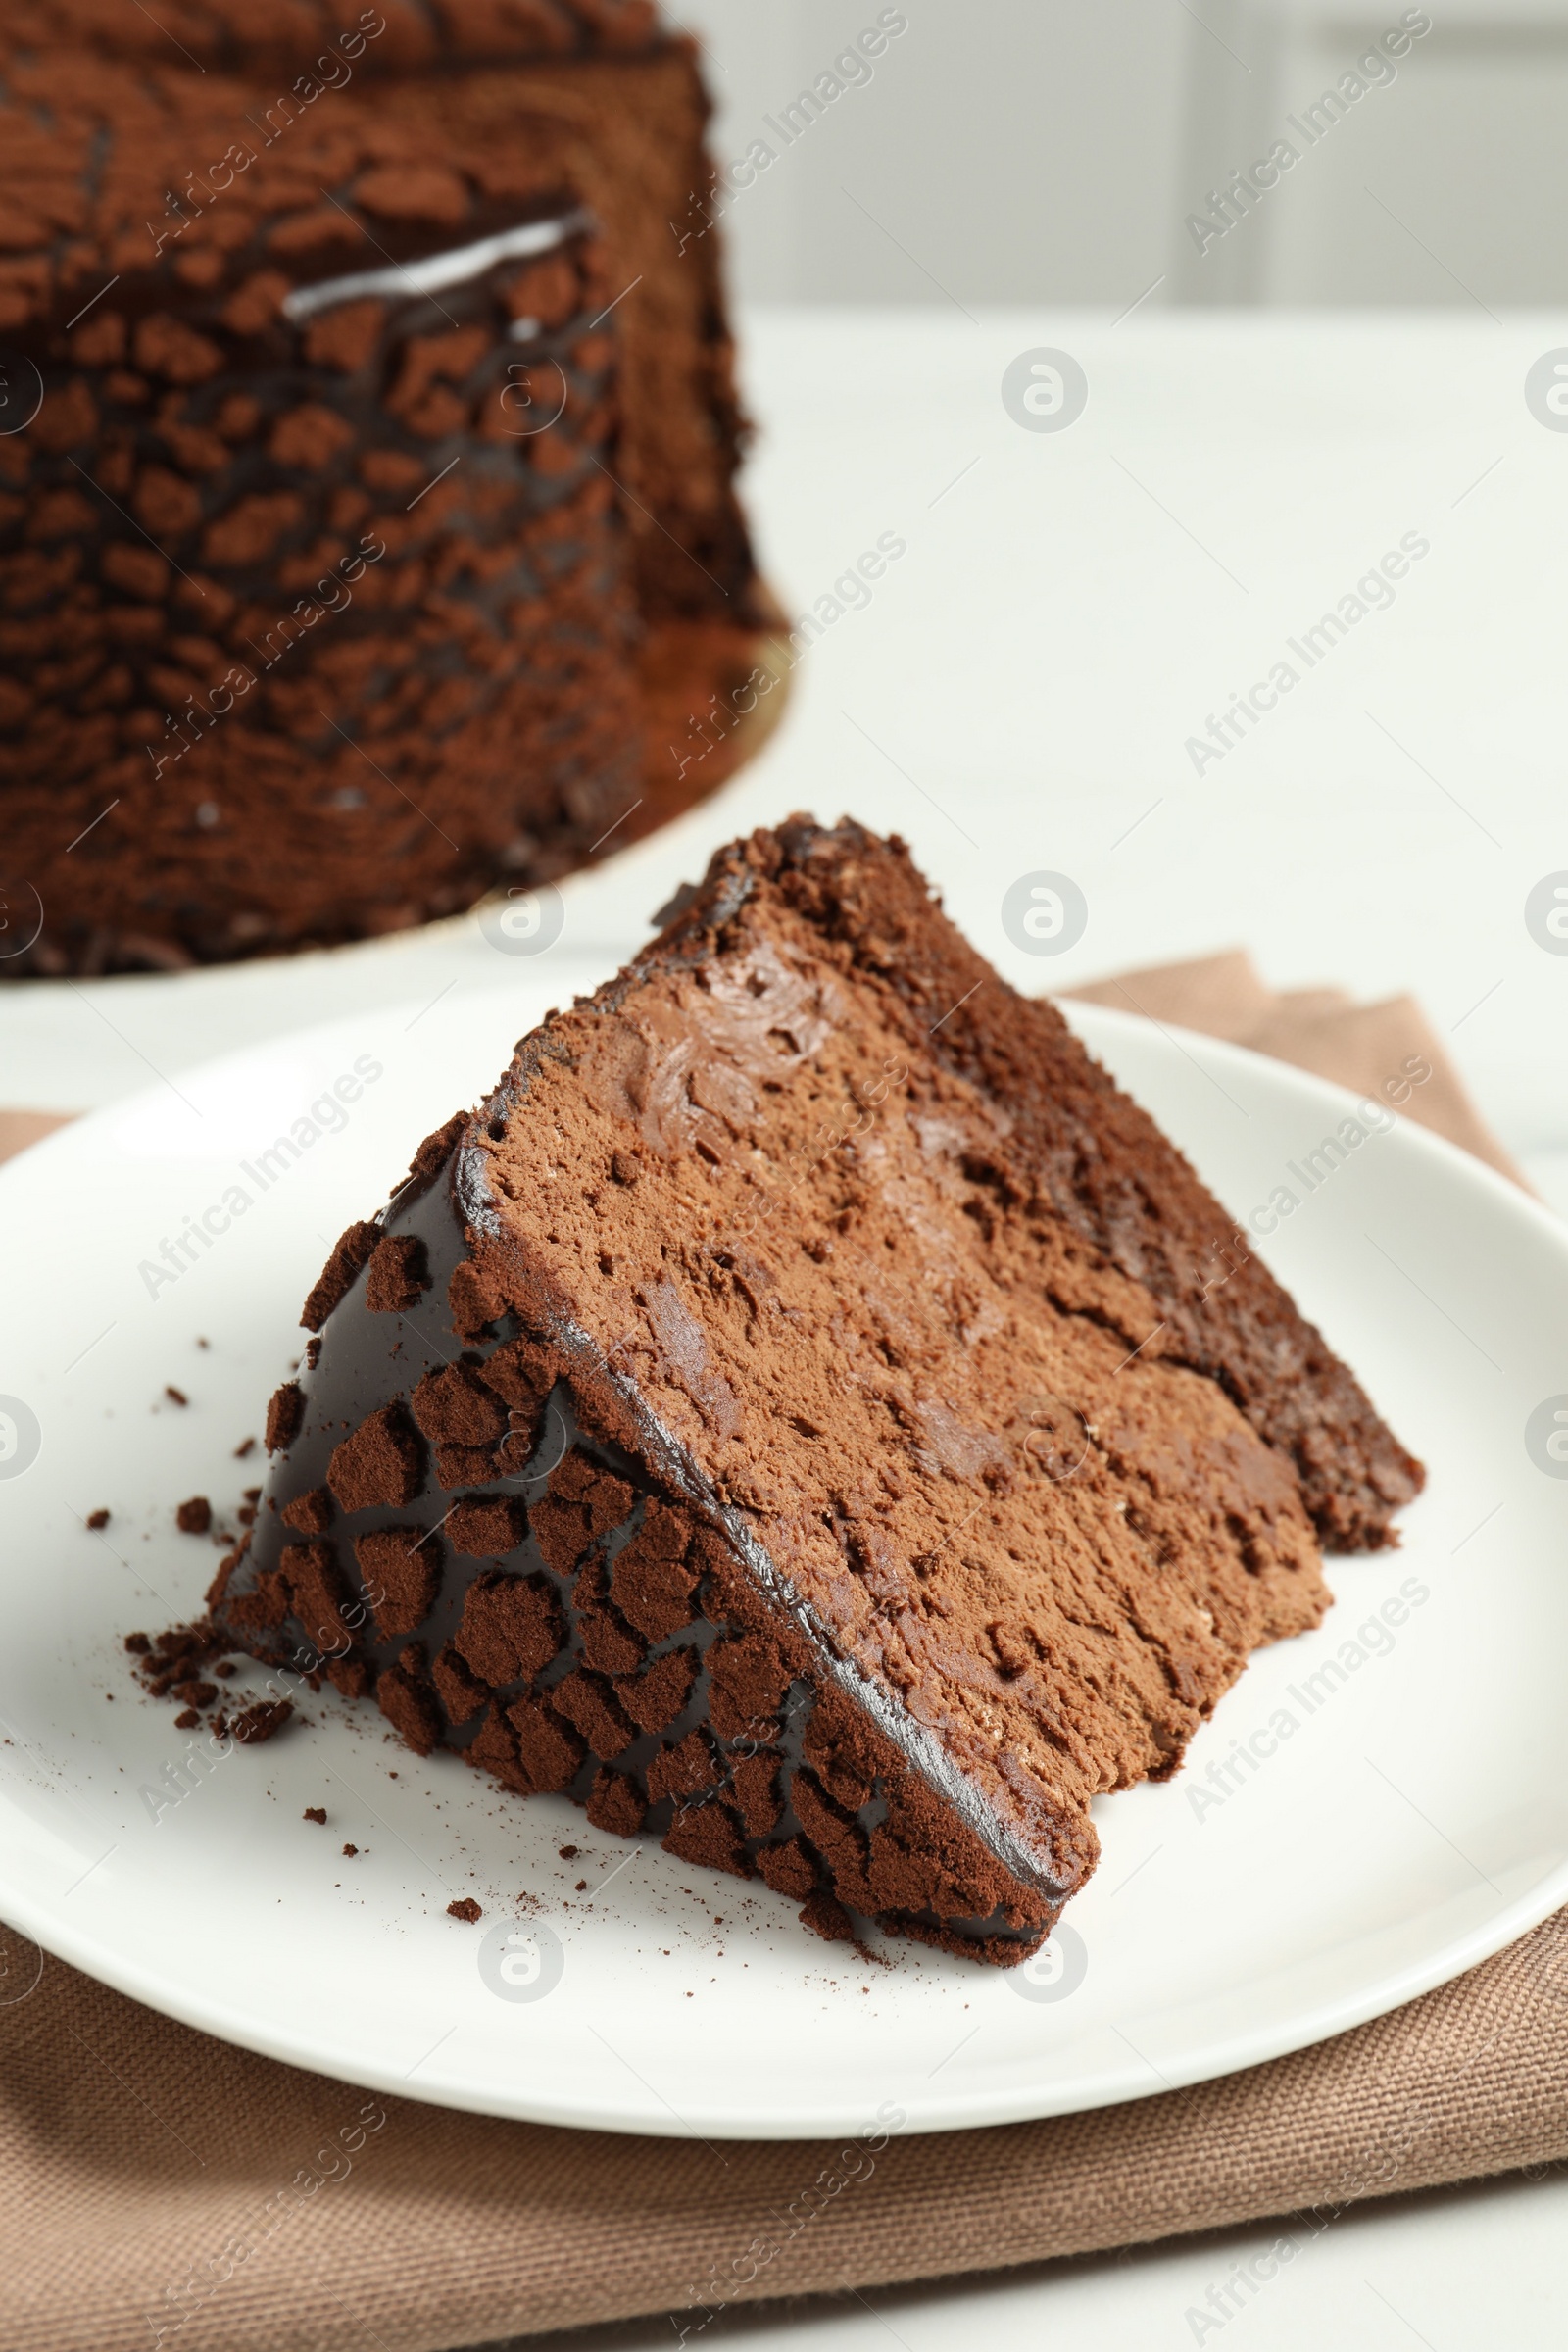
[208,818,1422,1964]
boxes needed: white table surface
[6,309,1567,2345]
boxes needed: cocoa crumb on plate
[231,1700,292,1745]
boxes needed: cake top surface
[452,817,1331,1886]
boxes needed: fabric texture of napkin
[1,950,1561,2352]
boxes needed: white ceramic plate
[1,989,1564,2140]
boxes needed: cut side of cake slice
[208,817,1422,1964]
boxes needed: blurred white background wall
[674,0,1568,307]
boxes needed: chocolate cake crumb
[265,1383,305,1456]
[447,1898,482,1924]
[366,1233,430,1314]
[302,1223,379,1334]
[231,1700,293,1745]
[165,1387,188,1408]
[342,1843,358,1857]
[174,1708,199,1730]
[280,1487,333,1536]
[304,1808,326,1825]
[559,1844,579,1859]
[124,1632,149,1654]
[86,1509,110,1530]
[213,1660,236,1679]
[328,1404,423,1512]
[234,1439,256,1460]
[175,1496,212,1535]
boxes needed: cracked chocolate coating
[220,1162,1054,1961]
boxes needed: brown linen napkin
[0,1110,73,1163]
[1066,948,1530,1189]
[0,1910,1565,2352]
[0,955,1562,2352]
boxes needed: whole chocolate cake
[187,820,1422,1966]
[0,1,778,973]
